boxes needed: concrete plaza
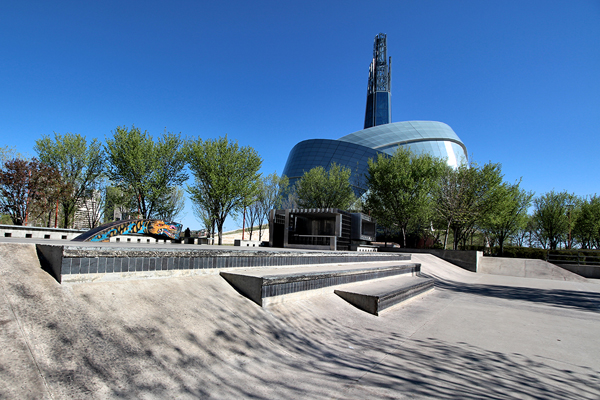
[1,241,599,399]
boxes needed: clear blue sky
[1,0,599,231]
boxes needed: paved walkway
[1,242,599,399]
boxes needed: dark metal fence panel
[547,250,600,267]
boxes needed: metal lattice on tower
[364,33,392,129]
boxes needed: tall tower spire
[364,33,392,129]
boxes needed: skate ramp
[1,242,599,399]
[478,256,588,281]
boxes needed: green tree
[510,214,534,247]
[295,163,355,209]
[258,173,289,240]
[105,126,188,219]
[153,187,186,222]
[480,180,533,255]
[0,146,24,164]
[103,186,137,222]
[246,172,289,240]
[241,199,261,241]
[366,148,445,247]
[573,195,600,249]
[530,190,575,250]
[35,132,104,228]
[192,202,217,243]
[433,161,503,250]
[186,136,262,245]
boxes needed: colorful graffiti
[72,219,183,242]
[148,220,181,240]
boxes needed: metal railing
[547,250,600,267]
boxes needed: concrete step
[220,262,421,307]
[334,275,434,316]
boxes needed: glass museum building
[282,33,468,195]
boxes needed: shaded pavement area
[0,243,599,399]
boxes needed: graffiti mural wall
[72,219,183,242]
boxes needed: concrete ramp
[2,242,600,399]
[410,253,481,283]
[478,257,588,282]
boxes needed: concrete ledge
[220,262,421,307]
[108,236,171,244]
[552,263,600,279]
[0,224,84,240]
[350,245,378,252]
[36,244,411,284]
[478,257,589,281]
[234,239,263,247]
[335,276,434,315]
[379,248,481,272]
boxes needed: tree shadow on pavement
[1,243,599,399]
[430,278,600,313]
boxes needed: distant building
[269,208,376,251]
[72,190,102,230]
[282,33,468,195]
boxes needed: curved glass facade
[282,121,468,195]
[282,139,380,194]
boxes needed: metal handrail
[547,250,600,267]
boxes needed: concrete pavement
[1,242,599,399]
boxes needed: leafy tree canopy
[105,126,188,220]
[245,172,289,240]
[35,132,104,228]
[433,161,504,250]
[573,195,600,249]
[479,179,533,255]
[531,190,577,250]
[295,163,355,209]
[186,135,262,245]
[366,148,446,247]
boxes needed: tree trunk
[453,227,460,250]
[62,202,71,229]
[384,227,388,248]
[210,220,216,245]
[443,221,450,250]
[401,225,406,248]
[217,218,225,245]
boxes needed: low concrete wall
[551,263,600,279]
[234,239,264,247]
[0,224,84,240]
[36,244,412,284]
[478,257,588,281]
[109,236,173,244]
[379,247,481,272]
